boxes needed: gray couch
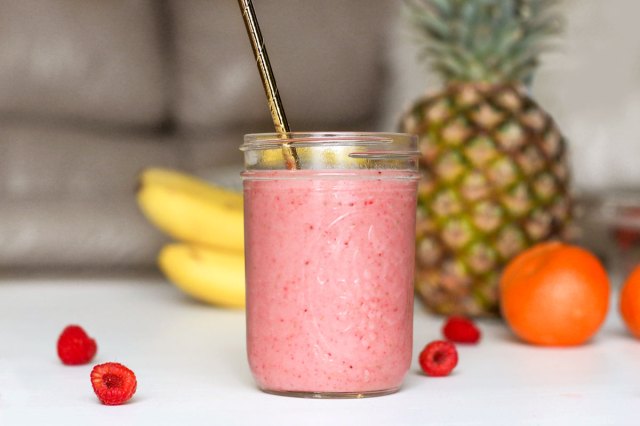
[0,0,394,269]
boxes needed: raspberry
[442,316,481,344]
[57,325,97,365]
[419,340,458,377]
[90,362,137,405]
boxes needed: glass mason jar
[241,132,419,398]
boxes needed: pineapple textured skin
[402,83,572,316]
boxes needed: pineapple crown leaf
[404,0,563,84]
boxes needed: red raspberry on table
[442,316,481,344]
[419,340,458,377]
[90,362,137,405]
[57,325,97,365]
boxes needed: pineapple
[400,0,572,316]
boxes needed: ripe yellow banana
[158,243,245,308]
[136,168,244,252]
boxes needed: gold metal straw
[237,0,300,170]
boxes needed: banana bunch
[136,168,245,308]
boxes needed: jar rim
[241,132,416,151]
[241,131,419,171]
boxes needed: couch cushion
[0,122,182,198]
[0,197,167,269]
[0,0,168,128]
[169,0,393,131]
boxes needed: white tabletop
[0,274,636,425]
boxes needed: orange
[620,264,640,338]
[500,242,610,346]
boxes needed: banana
[158,243,245,308]
[136,168,244,252]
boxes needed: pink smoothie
[243,169,418,395]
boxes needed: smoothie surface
[244,169,418,394]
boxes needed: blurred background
[0,0,638,277]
